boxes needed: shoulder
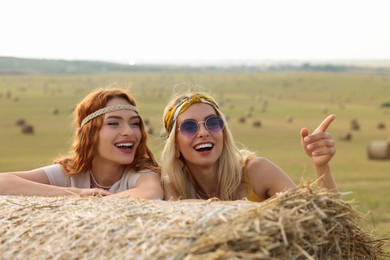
[246,156,290,180]
[41,164,65,174]
[41,164,73,186]
[246,157,295,199]
[246,157,281,174]
[133,169,160,181]
[126,169,161,187]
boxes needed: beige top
[42,164,154,193]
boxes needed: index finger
[313,114,336,133]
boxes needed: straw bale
[0,185,387,259]
[367,141,390,160]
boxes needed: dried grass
[0,184,387,259]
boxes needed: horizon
[3,56,390,68]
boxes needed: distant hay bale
[351,119,360,131]
[285,116,293,123]
[377,122,386,130]
[0,186,386,259]
[143,118,150,126]
[147,127,154,135]
[238,117,246,124]
[339,132,352,141]
[51,108,60,115]
[21,124,34,134]
[15,118,26,126]
[367,141,390,160]
[5,91,12,99]
[252,120,262,128]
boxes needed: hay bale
[252,120,262,128]
[285,116,293,123]
[238,117,246,124]
[143,118,150,126]
[21,124,34,134]
[147,127,154,135]
[15,118,26,126]
[0,186,386,259]
[377,122,386,130]
[51,108,60,115]
[339,132,352,141]
[351,119,360,131]
[367,141,390,160]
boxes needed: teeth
[195,143,213,150]
[116,143,134,148]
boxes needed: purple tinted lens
[205,116,224,132]
[179,120,198,137]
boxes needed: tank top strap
[244,158,264,202]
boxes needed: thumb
[300,128,309,143]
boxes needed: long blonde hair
[55,85,160,176]
[162,91,254,200]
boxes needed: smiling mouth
[194,143,213,152]
[115,143,134,150]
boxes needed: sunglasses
[177,115,225,138]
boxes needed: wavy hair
[161,90,254,200]
[55,86,160,176]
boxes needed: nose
[121,124,135,136]
[197,121,209,137]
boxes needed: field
[0,71,389,253]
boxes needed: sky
[1,0,390,65]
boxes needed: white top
[42,164,155,193]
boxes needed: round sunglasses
[177,115,225,138]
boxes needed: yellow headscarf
[164,93,220,137]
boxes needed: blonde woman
[0,86,163,199]
[162,91,338,201]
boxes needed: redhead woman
[0,86,163,199]
[162,91,338,201]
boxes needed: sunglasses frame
[177,115,225,138]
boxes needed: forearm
[0,173,77,196]
[313,163,339,197]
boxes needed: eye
[107,121,119,126]
[129,120,140,128]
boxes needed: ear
[175,147,181,158]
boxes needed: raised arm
[0,169,111,196]
[300,114,339,195]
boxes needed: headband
[81,104,139,127]
[164,93,220,136]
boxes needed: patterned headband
[164,93,220,137]
[81,104,139,127]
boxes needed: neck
[90,161,126,187]
[187,164,218,198]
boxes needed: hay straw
[0,184,387,259]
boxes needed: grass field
[1,71,389,254]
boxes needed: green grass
[1,71,389,254]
